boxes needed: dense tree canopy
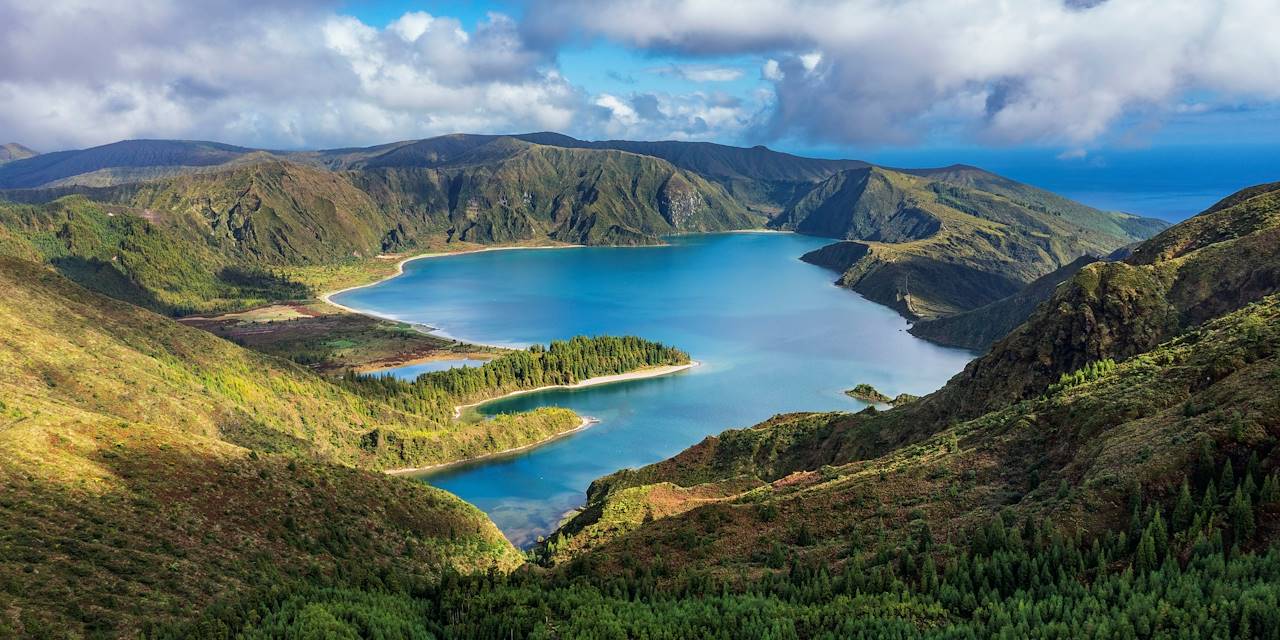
[343,335,689,422]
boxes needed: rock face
[657,174,706,227]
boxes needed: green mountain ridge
[2,137,757,251]
[907,255,1101,351]
[1,134,1165,325]
[785,165,1163,318]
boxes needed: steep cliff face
[772,167,941,241]
[908,255,1100,351]
[781,166,1165,319]
[422,142,757,246]
[308,138,758,246]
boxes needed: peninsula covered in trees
[345,335,691,422]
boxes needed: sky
[2,0,1279,218]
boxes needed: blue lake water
[334,232,974,546]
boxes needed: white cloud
[651,64,745,82]
[761,59,783,81]
[595,93,641,134]
[389,12,434,42]
[0,1,580,149]
[5,0,1278,150]
[529,0,1280,145]
[798,51,822,74]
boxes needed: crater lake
[332,232,974,546]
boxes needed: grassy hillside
[0,257,588,471]
[927,181,1280,422]
[0,195,315,315]
[511,132,868,215]
[908,255,1099,351]
[780,166,1166,318]
[0,258,530,637]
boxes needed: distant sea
[849,144,1280,223]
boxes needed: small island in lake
[844,383,891,403]
[845,385,920,407]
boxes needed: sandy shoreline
[319,231,780,320]
[385,415,602,476]
[451,361,700,418]
[318,243,704,475]
[382,361,700,476]
[319,244,585,330]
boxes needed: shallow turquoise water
[381,358,490,379]
[334,233,974,546]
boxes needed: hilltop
[0,143,38,165]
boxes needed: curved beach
[451,361,700,418]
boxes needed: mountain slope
[511,132,868,215]
[0,158,412,316]
[0,257,526,636]
[783,166,1167,318]
[3,137,760,250]
[348,138,759,245]
[0,139,255,188]
[0,143,38,165]
[543,289,1280,576]
[928,181,1280,422]
[908,255,1100,351]
[0,195,314,315]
